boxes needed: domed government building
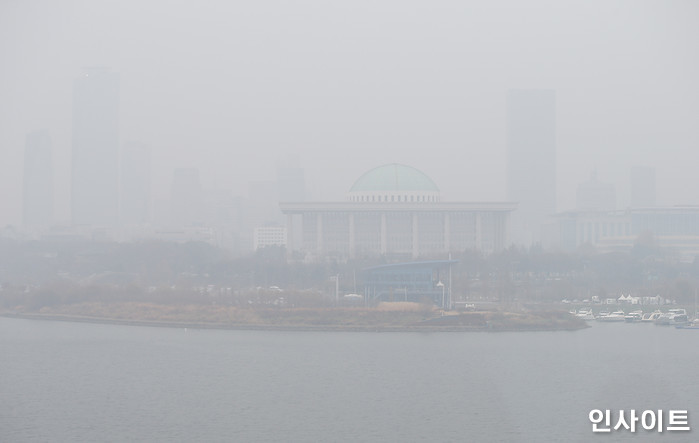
[280,164,516,260]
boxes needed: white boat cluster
[570,308,696,326]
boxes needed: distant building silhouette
[630,166,656,208]
[170,168,203,227]
[203,188,238,227]
[23,130,53,228]
[507,89,556,246]
[120,142,151,225]
[576,172,616,212]
[550,206,699,260]
[203,189,243,251]
[71,68,120,226]
[253,226,287,250]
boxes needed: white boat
[655,309,688,326]
[624,311,643,322]
[668,309,688,325]
[677,291,699,329]
[575,309,595,321]
[597,310,626,322]
[676,318,699,329]
[641,310,663,322]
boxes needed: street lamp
[437,281,445,309]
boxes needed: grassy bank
[1,302,588,332]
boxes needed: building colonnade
[282,203,514,260]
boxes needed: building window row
[349,194,440,203]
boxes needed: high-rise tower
[507,89,556,245]
[71,68,120,226]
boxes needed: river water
[1,317,697,442]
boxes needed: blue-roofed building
[280,164,516,261]
[363,259,457,307]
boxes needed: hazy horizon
[2,0,698,226]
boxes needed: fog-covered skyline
[2,0,698,227]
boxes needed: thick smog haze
[1,0,698,226]
[5,3,699,441]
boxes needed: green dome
[350,164,439,193]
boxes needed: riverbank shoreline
[0,304,588,333]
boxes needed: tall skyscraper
[71,68,120,226]
[22,130,53,228]
[120,142,151,225]
[630,166,656,208]
[507,89,556,245]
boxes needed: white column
[380,213,387,255]
[286,213,293,258]
[412,213,419,259]
[349,213,355,259]
[444,212,451,253]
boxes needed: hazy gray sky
[1,0,698,226]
